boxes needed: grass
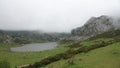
[0,38,119,68]
[80,38,114,46]
[0,43,69,68]
[43,41,120,68]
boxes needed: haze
[0,0,119,32]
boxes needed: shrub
[0,60,10,68]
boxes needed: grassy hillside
[44,42,120,68]
[22,30,120,68]
[41,30,120,68]
[0,30,120,68]
[0,43,69,68]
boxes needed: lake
[10,42,58,52]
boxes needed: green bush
[0,60,10,68]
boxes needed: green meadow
[43,39,120,68]
[0,43,69,68]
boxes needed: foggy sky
[0,0,119,32]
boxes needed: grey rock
[71,15,115,36]
[68,15,120,41]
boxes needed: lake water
[10,42,58,52]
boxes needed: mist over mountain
[0,30,70,44]
[66,15,120,41]
[112,18,120,29]
[71,15,120,36]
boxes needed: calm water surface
[10,42,58,52]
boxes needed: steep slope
[42,30,120,68]
[44,42,120,68]
[89,29,120,40]
[71,15,115,36]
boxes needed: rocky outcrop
[66,15,120,41]
[71,15,115,36]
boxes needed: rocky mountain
[68,15,120,41]
[71,15,119,36]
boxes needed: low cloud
[0,0,119,32]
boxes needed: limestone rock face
[71,15,115,36]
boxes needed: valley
[0,0,120,68]
[0,15,120,68]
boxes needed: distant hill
[0,30,70,44]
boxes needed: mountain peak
[71,15,115,36]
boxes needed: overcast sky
[0,0,119,32]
